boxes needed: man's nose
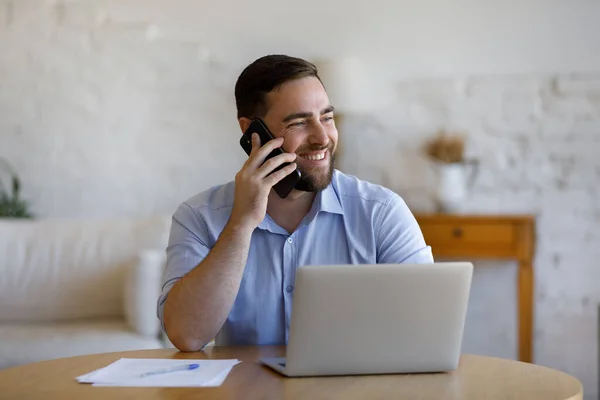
[308,121,329,145]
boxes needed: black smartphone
[239,118,301,199]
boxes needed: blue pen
[139,363,200,378]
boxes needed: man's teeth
[299,152,325,161]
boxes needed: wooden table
[415,214,536,363]
[0,346,582,399]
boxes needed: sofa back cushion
[0,215,171,322]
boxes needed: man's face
[262,76,338,191]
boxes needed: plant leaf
[12,177,20,197]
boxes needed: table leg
[518,260,533,363]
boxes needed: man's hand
[229,133,297,231]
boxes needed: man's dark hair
[234,55,322,119]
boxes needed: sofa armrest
[123,249,166,338]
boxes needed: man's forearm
[163,221,253,351]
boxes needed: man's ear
[238,117,252,134]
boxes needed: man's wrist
[223,218,255,238]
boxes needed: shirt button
[286,286,294,293]
[287,237,293,244]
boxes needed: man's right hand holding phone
[163,133,297,350]
[229,133,297,233]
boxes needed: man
[158,54,433,351]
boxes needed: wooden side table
[414,214,536,364]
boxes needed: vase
[433,161,478,213]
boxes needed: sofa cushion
[0,215,171,322]
[0,318,164,369]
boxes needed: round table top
[0,346,583,400]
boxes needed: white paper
[76,358,241,387]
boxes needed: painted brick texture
[1,1,599,398]
[339,74,600,398]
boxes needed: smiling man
[157,55,433,351]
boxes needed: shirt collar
[257,213,288,234]
[256,171,343,233]
[313,176,344,216]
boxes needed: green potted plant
[0,158,33,218]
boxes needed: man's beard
[294,147,336,192]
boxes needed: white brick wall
[1,1,599,398]
[340,73,600,398]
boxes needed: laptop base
[258,357,289,376]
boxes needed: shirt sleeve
[156,202,211,333]
[375,192,434,264]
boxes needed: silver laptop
[259,262,473,377]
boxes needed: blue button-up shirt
[157,170,433,346]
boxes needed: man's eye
[322,116,334,123]
[289,121,305,127]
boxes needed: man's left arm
[376,192,434,264]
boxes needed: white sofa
[0,215,174,369]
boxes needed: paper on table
[76,358,241,387]
[92,365,237,387]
